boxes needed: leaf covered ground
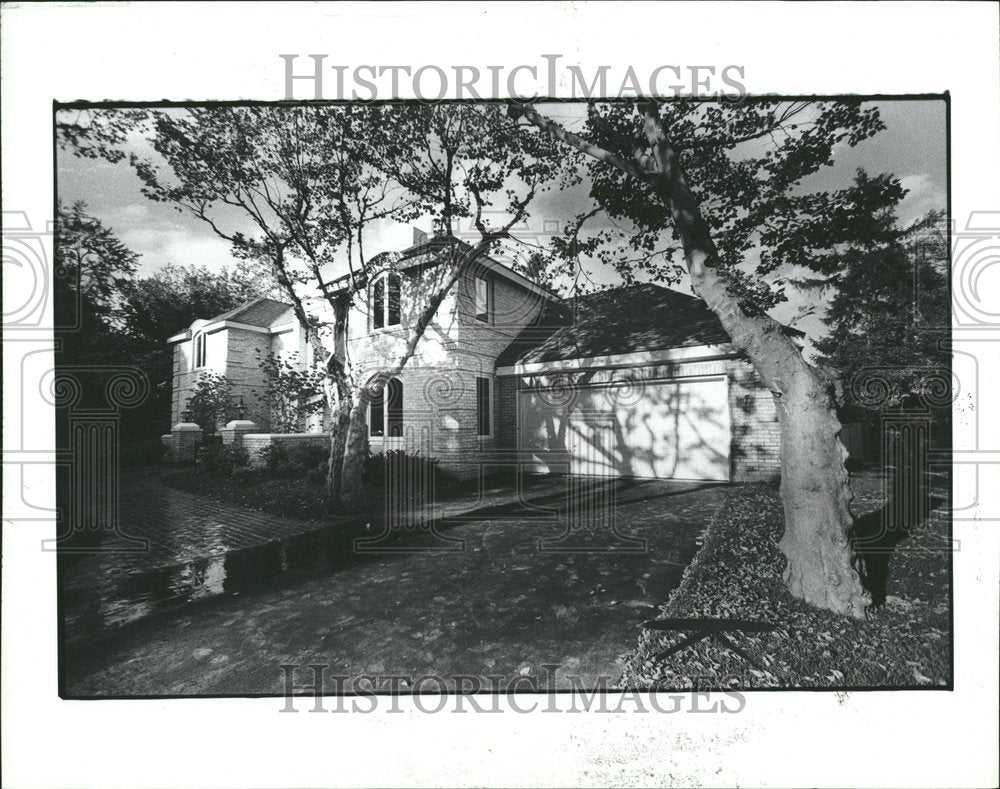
[618,473,951,689]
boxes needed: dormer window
[475,275,492,323]
[192,332,206,369]
[371,272,401,330]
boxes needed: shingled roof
[204,298,294,329]
[495,283,738,367]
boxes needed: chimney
[413,227,428,246]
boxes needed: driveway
[64,476,729,696]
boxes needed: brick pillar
[167,422,203,463]
[220,419,258,447]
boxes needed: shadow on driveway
[63,476,730,696]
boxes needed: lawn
[618,472,951,689]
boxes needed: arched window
[371,272,402,330]
[192,332,206,369]
[369,377,403,438]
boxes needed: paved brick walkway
[58,467,359,645]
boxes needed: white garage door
[519,375,731,481]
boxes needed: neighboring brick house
[168,233,788,482]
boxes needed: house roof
[324,234,561,301]
[496,282,790,368]
[202,298,295,329]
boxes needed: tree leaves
[187,372,234,433]
[55,200,140,329]
[811,192,950,418]
[256,351,326,433]
[543,100,888,315]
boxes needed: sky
[56,99,947,352]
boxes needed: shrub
[230,465,261,483]
[187,372,234,434]
[255,443,283,474]
[261,441,329,481]
[195,440,249,477]
[229,443,250,469]
[364,450,441,489]
[255,352,326,433]
[305,461,328,486]
[283,442,329,470]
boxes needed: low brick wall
[241,433,329,467]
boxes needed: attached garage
[518,375,731,481]
[493,283,795,484]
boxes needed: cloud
[899,173,932,194]
[119,203,150,219]
[119,225,235,276]
[898,173,945,225]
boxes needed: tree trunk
[323,293,357,509]
[640,108,869,618]
[324,380,352,504]
[689,264,868,617]
[339,390,372,513]
[518,102,871,618]
[776,376,866,615]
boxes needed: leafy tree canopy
[809,175,949,416]
[541,99,886,315]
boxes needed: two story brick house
[168,233,786,482]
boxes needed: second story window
[371,272,402,330]
[192,332,206,369]
[475,275,492,323]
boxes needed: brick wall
[170,314,327,433]
[170,341,192,425]
[224,327,271,429]
[343,262,553,481]
[161,425,202,463]
[170,324,220,425]
[727,359,781,482]
[495,376,518,449]
[241,433,329,467]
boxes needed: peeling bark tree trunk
[339,389,373,513]
[774,374,863,615]
[519,102,870,618]
[324,377,353,504]
[324,293,360,508]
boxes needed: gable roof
[202,297,294,329]
[496,283,779,368]
[324,234,561,301]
